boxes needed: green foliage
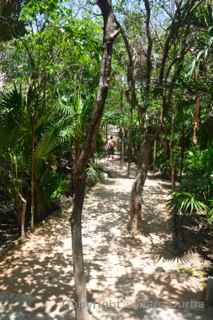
[20,0,60,24]
[0,6,102,222]
[86,162,104,187]
[185,148,213,176]
[55,93,93,146]
[0,87,24,148]
[169,148,213,222]
[181,148,213,201]
[207,204,213,224]
[168,191,208,216]
[40,170,67,203]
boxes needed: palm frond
[0,86,24,148]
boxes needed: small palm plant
[0,85,60,230]
[0,85,96,232]
[168,191,208,216]
[168,148,213,223]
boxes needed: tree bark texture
[192,95,201,145]
[119,1,153,235]
[71,175,88,320]
[31,121,36,231]
[128,132,154,235]
[70,2,119,319]
[18,192,27,239]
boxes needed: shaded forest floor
[0,159,212,319]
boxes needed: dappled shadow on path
[0,215,75,320]
[0,208,20,255]
[82,162,210,319]
[0,159,211,320]
[179,217,213,263]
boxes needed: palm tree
[0,85,56,231]
[0,85,93,233]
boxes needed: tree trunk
[120,127,125,168]
[71,175,88,320]
[119,89,125,168]
[192,95,201,145]
[170,111,176,190]
[119,1,153,235]
[171,165,176,190]
[35,175,48,221]
[26,82,37,231]
[128,133,153,235]
[128,171,145,235]
[127,108,133,177]
[70,2,119,319]
[105,124,108,147]
[153,139,157,171]
[180,128,185,180]
[31,122,36,230]
[127,136,131,176]
[18,192,27,239]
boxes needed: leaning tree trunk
[128,133,153,235]
[70,2,119,319]
[119,0,153,236]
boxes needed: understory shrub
[168,147,213,223]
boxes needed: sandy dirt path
[0,160,211,320]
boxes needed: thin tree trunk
[180,128,185,180]
[153,139,157,171]
[128,133,153,235]
[105,124,108,148]
[26,82,36,231]
[171,165,176,191]
[119,0,153,235]
[18,192,27,239]
[120,127,125,168]
[70,2,119,319]
[31,122,36,230]
[125,0,201,236]
[71,175,88,320]
[170,111,176,190]
[119,89,125,168]
[192,95,201,145]
[128,171,144,234]
[127,108,133,177]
